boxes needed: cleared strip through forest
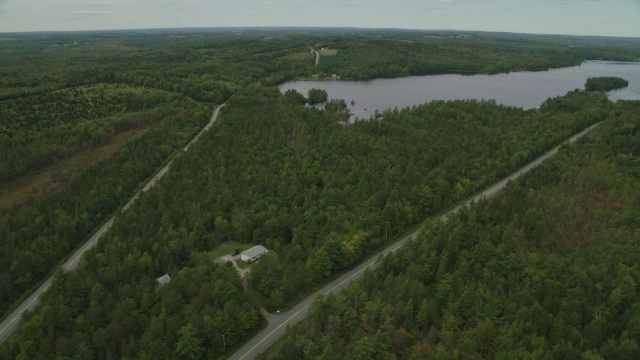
[0,126,151,210]
[0,104,225,344]
[229,122,601,360]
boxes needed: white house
[156,274,171,286]
[240,245,268,263]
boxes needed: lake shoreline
[280,60,640,118]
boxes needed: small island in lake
[585,76,629,92]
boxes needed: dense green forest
[0,101,210,320]
[306,88,329,104]
[2,30,640,99]
[585,76,630,92]
[1,29,640,358]
[0,85,615,359]
[308,32,640,79]
[262,100,640,359]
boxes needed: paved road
[228,122,601,360]
[0,104,225,344]
[309,46,320,66]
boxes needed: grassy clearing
[236,260,250,269]
[0,126,150,210]
[209,241,252,260]
[319,49,338,56]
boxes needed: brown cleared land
[0,126,151,210]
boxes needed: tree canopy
[306,88,328,104]
[0,85,617,359]
[585,76,629,92]
[262,100,640,360]
[1,29,640,359]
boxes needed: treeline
[0,31,314,103]
[585,76,629,92]
[0,102,209,321]
[2,31,640,102]
[283,88,329,105]
[0,86,614,359]
[262,100,640,359]
[308,34,640,80]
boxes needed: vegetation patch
[585,76,629,92]
[2,30,640,360]
[262,100,640,360]
[306,88,328,104]
[0,126,151,210]
[319,49,338,56]
[0,84,193,184]
[208,241,252,261]
[282,51,314,61]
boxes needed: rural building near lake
[240,245,268,263]
[156,274,171,286]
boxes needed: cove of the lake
[279,61,640,119]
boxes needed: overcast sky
[0,0,639,37]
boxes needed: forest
[1,29,639,359]
[261,100,640,359]
[0,97,210,320]
[0,85,617,359]
[0,84,206,183]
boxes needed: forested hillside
[262,100,640,359]
[1,30,639,358]
[0,100,210,320]
[0,84,201,183]
[0,85,615,359]
[305,32,640,79]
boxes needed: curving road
[0,104,225,344]
[309,46,320,66]
[228,122,601,360]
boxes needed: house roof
[241,245,268,259]
[156,274,171,285]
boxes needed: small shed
[240,245,268,263]
[156,274,171,286]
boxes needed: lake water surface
[279,61,640,119]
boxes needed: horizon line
[1,26,639,40]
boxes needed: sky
[0,0,639,37]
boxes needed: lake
[279,61,640,119]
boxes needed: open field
[209,241,252,260]
[319,48,338,55]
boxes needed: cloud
[546,0,602,3]
[74,10,114,16]
[312,0,367,8]
[236,2,277,12]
